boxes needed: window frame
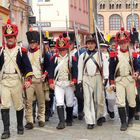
[109,14,121,30]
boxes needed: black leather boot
[118,107,127,131]
[128,107,135,127]
[66,107,73,126]
[56,106,65,129]
[1,109,10,139]
[16,109,24,135]
[32,100,37,123]
[45,101,51,121]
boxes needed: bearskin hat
[2,19,18,37]
[55,34,70,49]
[26,30,40,44]
[115,27,130,43]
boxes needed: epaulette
[109,51,118,58]
[21,47,27,52]
[72,55,77,62]
[137,52,140,55]
[50,54,59,61]
[132,52,138,58]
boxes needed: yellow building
[0,0,10,46]
[97,0,140,38]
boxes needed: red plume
[59,34,63,38]
[7,19,11,24]
[120,27,124,31]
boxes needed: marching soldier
[0,19,33,139]
[100,43,116,119]
[109,37,117,52]
[130,28,140,120]
[43,39,56,121]
[48,35,77,129]
[109,27,140,131]
[78,35,107,129]
[25,30,46,129]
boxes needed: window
[100,3,105,9]
[83,0,85,12]
[126,3,131,9]
[74,0,76,8]
[119,4,121,9]
[100,4,103,9]
[97,14,104,31]
[109,14,121,30]
[135,3,138,9]
[103,4,105,9]
[127,14,139,30]
[109,4,115,9]
[116,4,121,9]
[79,0,81,10]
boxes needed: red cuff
[72,78,77,84]
[110,52,118,58]
[44,72,48,76]
[26,77,32,84]
[109,80,115,85]
[48,79,54,85]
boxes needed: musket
[93,18,104,123]
[94,19,103,69]
[74,21,80,56]
[65,16,71,81]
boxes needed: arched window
[97,14,104,31]
[103,4,105,9]
[112,4,114,9]
[127,14,139,30]
[135,3,138,9]
[116,4,119,9]
[100,4,102,9]
[109,14,121,30]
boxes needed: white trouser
[83,74,104,125]
[104,82,116,115]
[55,81,74,107]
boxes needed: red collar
[120,48,128,53]
[6,43,16,49]
[29,47,39,53]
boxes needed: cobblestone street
[0,108,140,140]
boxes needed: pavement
[0,108,140,140]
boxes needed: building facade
[97,0,140,37]
[9,0,30,44]
[0,0,10,46]
[30,0,90,45]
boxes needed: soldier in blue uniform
[109,27,140,131]
[0,19,33,139]
[43,39,56,121]
[48,35,77,129]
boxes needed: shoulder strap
[0,47,4,56]
[90,56,102,77]
[83,52,94,71]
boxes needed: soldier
[109,37,117,52]
[25,30,46,129]
[109,27,140,131]
[43,39,56,121]
[0,19,33,139]
[48,35,77,129]
[70,33,86,120]
[100,43,116,120]
[78,35,107,129]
